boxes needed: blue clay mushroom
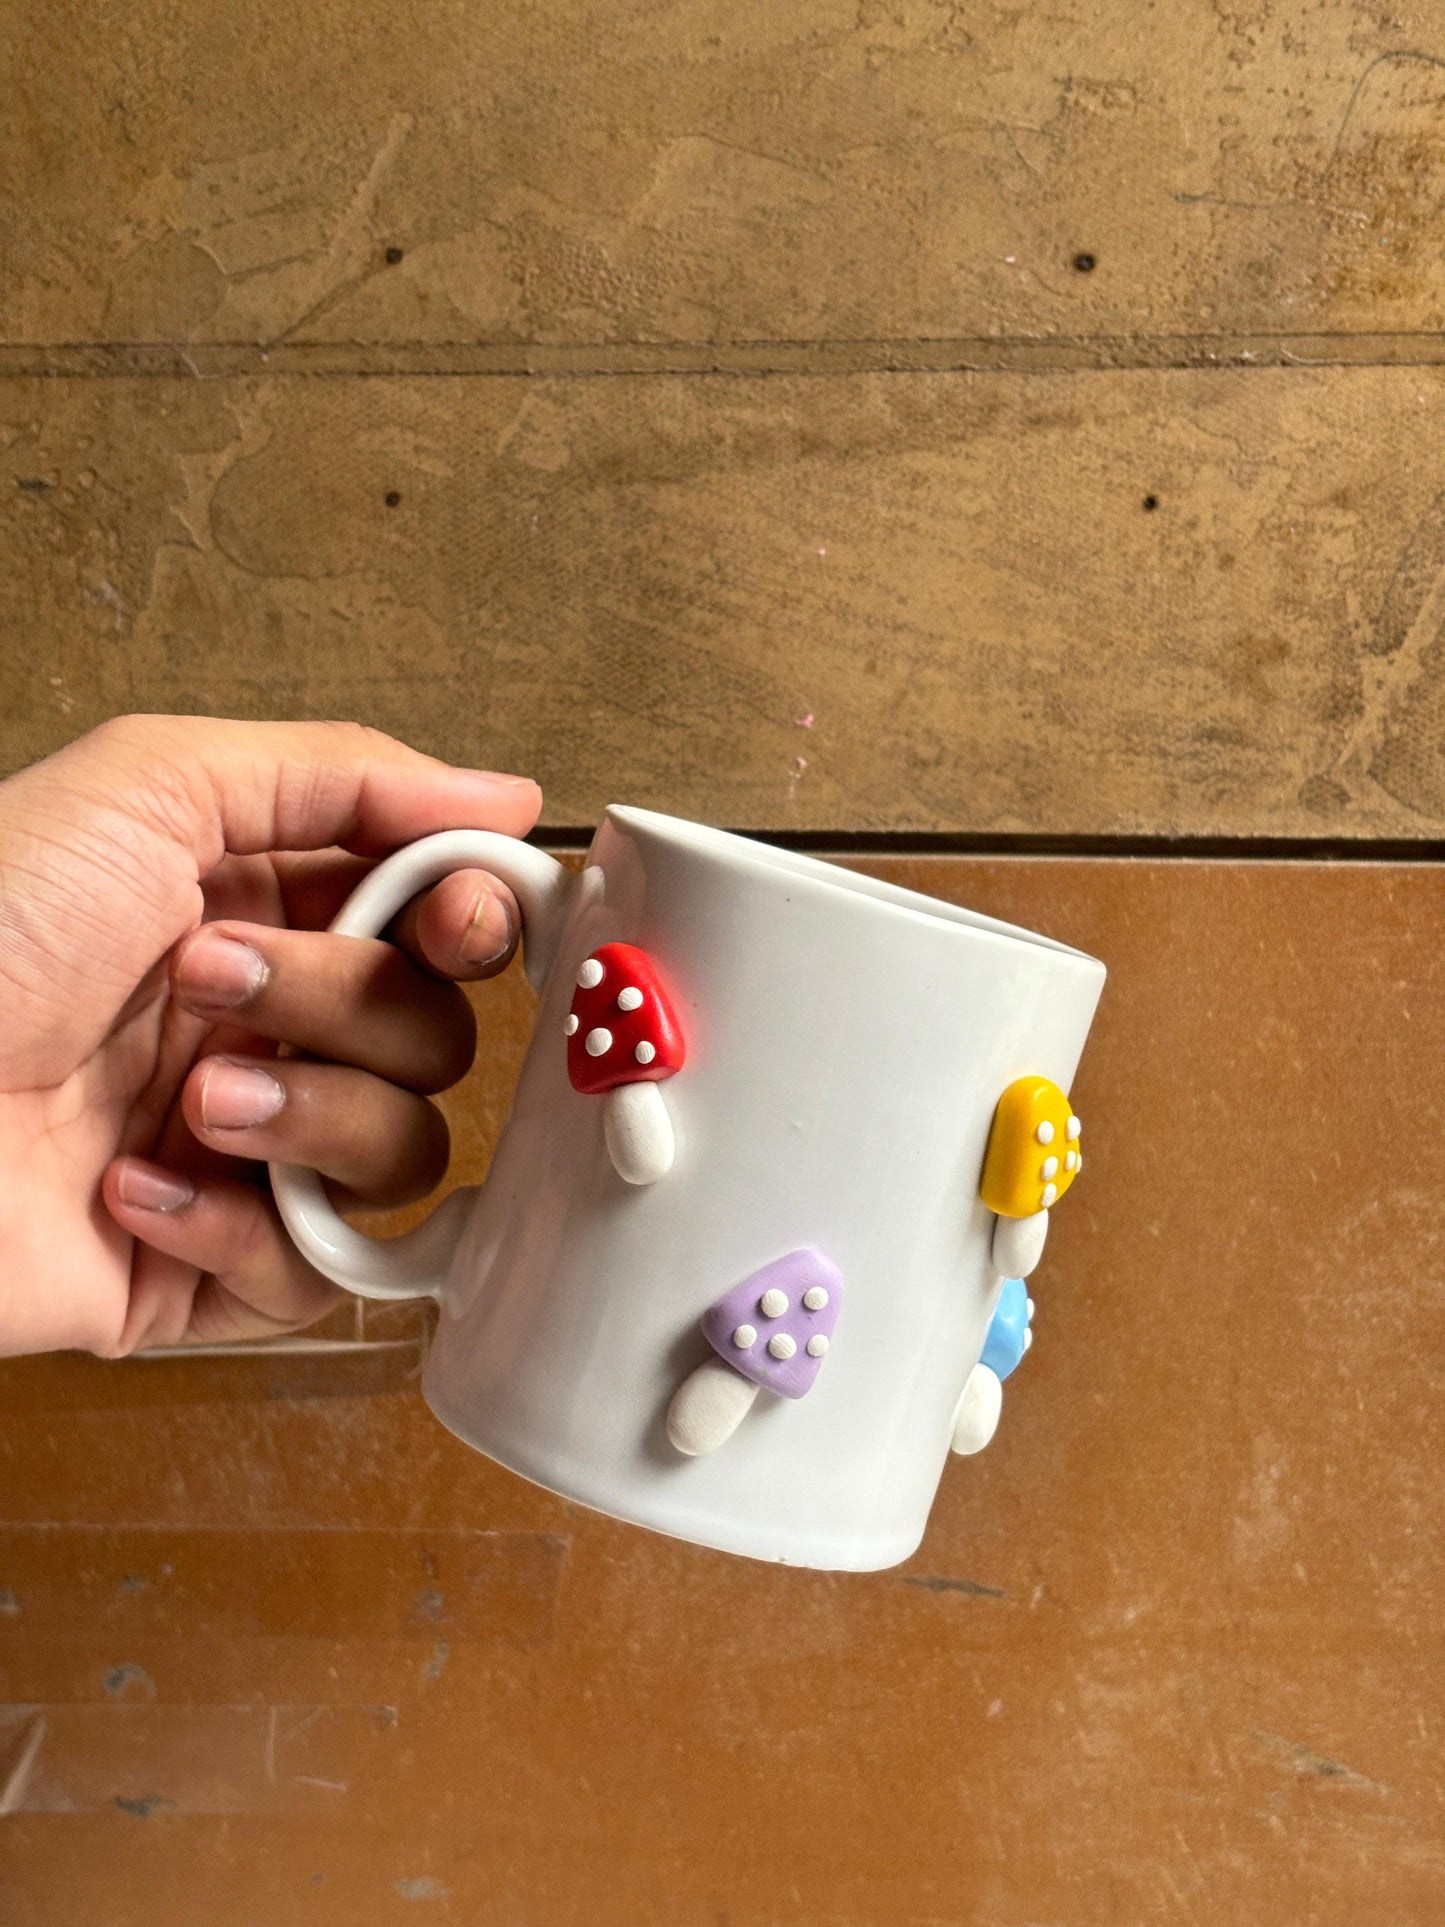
[951,1277,1034,1456]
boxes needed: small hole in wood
[1142,494,1159,511]
[385,246,404,265]
[385,491,402,508]
[1073,252,1096,273]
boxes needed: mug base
[424,1384,927,1574]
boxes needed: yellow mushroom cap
[980,1076,1083,1219]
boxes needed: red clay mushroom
[565,942,686,1183]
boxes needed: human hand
[0,715,542,1357]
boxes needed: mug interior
[605,805,1097,962]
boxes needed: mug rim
[604,804,1104,972]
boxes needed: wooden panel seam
[9,335,1445,379]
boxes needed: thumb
[54,714,543,865]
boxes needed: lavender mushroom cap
[700,1248,844,1400]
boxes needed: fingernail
[117,1159,195,1213]
[199,1059,286,1131]
[457,884,514,966]
[174,930,269,1012]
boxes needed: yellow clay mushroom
[979,1076,1084,1279]
[980,1076,1082,1219]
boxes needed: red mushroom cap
[565,942,686,1096]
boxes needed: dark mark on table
[901,1575,1006,1598]
[1254,1730,1387,1793]
[115,1793,169,1818]
[103,1662,155,1699]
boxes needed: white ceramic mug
[271,808,1105,1571]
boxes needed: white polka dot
[1036,1120,1055,1145]
[802,1285,829,1311]
[1075,1152,1082,1173]
[732,1324,756,1349]
[563,1014,579,1036]
[577,958,604,990]
[1023,1327,1033,1351]
[1064,1150,1077,1172]
[1066,1115,1081,1140]
[806,1334,829,1358]
[759,1288,789,1318]
[633,1040,656,1066]
[1040,1156,1059,1180]
[617,986,643,1012]
[1041,1182,1057,1207]
[768,1333,796,1361]
[1026,1297,1035,1322]
[584,1027,613,1057]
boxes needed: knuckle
[89,713,182,768]
[373,1098,450,1204]
[423,995,478,1091]
[319,718,379,746]
[312,718,379,760]
[406,1106,452,1197]
[89,714,206,845]
[308,719,399,782]
[88,712,151,753]
[217,1192,281,1284]
[275,754,355,841]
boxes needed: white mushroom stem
[603,1081,675,1185]
[601,1079,678,1179]
[667,1356,759,1456]
[950,1363,1003,1456]
[991,1208,1049,1279]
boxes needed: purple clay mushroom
[666,1249,844,1457]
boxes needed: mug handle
[269,830,577,1302]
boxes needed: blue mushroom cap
[980,1277,1031,1381]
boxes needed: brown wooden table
[2,5,1442,1921]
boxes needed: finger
[201,850,288,928]
[182,1054,451,1207]
[387,867,521,982]
[61,713,543,861]
[171,920,481,1091]
[103,1157,343,1348]
[270,850,379,928]
[270,857,523,984]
